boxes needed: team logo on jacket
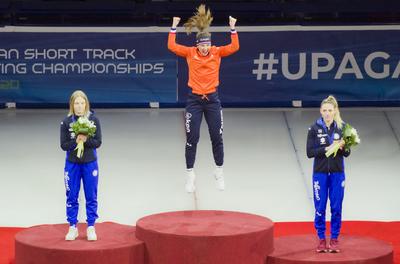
[334,133,340,140]
[92,170,98,177]
[318,129,322,133]
[68,125,76,139]
[320,137,326,144]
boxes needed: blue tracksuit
[185,91,223,169]
[60,112,102,226]
[306,118,350,239]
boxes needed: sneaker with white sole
[185,169,196,193]
[328,238,340,253]
[87,226,97,241]
[214,167,225,191]
[65,226,78,241]
[316,238,328,253]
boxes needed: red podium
[136,210,274,264]
[267,234,393,264]
[15,222,144,264]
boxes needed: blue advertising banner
[175,28,400,106]
[0,32,177,105]
[1,26,399,107]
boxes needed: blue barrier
[1,27,399,107]
[0,31,177,106]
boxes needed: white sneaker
[214,167,225,191]
[65,226,78,241]
[185,169,196,193]
[87,226,97,241]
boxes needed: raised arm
[218,16,240,57]
[168,17,191,57]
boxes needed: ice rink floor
[1,107,399,227]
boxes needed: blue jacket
[306,118,350,173]
[60,112,102,163]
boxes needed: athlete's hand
[172,17,181,28]
[325,142,336,152]
[335,139,345,150]
[326,140,345,152]
[229,16,237,30]
[76,134,87,143]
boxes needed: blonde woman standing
[60,90,102,241]
[306,95,350,253]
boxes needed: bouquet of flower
[325,123,360,157]
[71,117,96,158]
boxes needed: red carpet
[0,227,24,264]
[1,221,399,264]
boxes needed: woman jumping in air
[168,5,239,193]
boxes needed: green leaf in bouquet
[78,127,89,135]
[70,116,97,158]
[342,123,353,138]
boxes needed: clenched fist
[229,16,237,29]
[172,17,181,28]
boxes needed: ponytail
[184,4,213,40]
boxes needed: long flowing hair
[184,4,213,40]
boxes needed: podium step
[136,210,274,264]
[267,234,393,264]
[15,222,144,264]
